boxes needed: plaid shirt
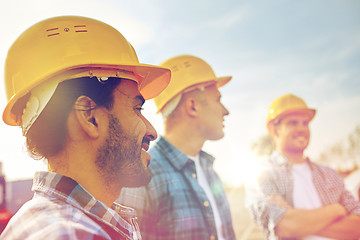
[0,171,141,240]
[245,152,360,240]
[117,136,236,240]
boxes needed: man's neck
[278,149,305,164]
[48,146,118,208]
[163,132,204,156]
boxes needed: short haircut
[163,86,206,120]
[26,77,122,160]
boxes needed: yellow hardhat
[266,93,316,128]
[154,55,231,113]
[3,16,171,127]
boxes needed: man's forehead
[204,84,221,95]
[114,79,144,103]
[115,79,141,94]
[204,83,218,90]
[282,112,311,121]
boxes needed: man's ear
[184,97,198,118]
[268,123,280,138]
[73,96,100,139]
[267,124,274,136]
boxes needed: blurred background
[0,0,359,238]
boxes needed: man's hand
[330,203,347,219]
[271,196,348,239]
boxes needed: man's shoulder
[309,161,343,181]
[12,194,85,220]
[255,155,280,173]
[1,195,101,239]
[309,160,339,174]
[244,155,285,190]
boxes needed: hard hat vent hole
[184,61,191,67]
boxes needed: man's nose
[143,116,158,141]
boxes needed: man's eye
[136,107,144,112]
[287,121,297,126]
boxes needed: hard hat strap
[21,68,142,135]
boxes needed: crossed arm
[271,194,360,239]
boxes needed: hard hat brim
[267,108,316,128]
[215,76,232,88]
[156,75,232,113]
[3,64,170,126]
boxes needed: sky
[0,0,359,186]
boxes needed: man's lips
[142,143,149,151]
[293,135,308,142]
[141,137,151,151]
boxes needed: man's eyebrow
[135,95,145,106]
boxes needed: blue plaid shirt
[0,171,141,240]
[117,136,236,240]
[245,152,360,240]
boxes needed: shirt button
[203,201,209,207]
[210,235,216,240]
[192,173,196,178]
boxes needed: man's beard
[96,114,151,190]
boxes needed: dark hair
[26,77,122,159]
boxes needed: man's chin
[122,170,152,188]
[296,143,308,152]
[286,147,306,155]
[141,149,151,167]
[207,131,225,141]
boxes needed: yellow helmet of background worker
[266,93,316,128]
[3,15,171,127]
[154,55,231,113]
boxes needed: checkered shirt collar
[270,151,312,169]
[32,171,136,236]
[155,136,215,170]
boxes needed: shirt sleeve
[314,165,360,216]
[338,178,360,216]
[245,171,288,239]
[0,210,110,240]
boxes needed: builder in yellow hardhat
[1,16,170,239]
[118,55,236,240]
[246,94,360,239]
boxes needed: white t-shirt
[188,155,224,240]
[292,162,333,240]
